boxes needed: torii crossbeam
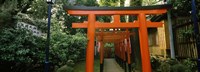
[64,4,171,72]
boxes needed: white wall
[17,22,43,37]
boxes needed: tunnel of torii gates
[64,4,171,72]
[96,30,134,72]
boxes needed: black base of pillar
[100,64,103,72]
[128,64,131,72]
[124,61,127,72]
[120,59,123,68]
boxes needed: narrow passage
[103,58,124,72]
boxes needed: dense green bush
[0,28,45,62]
[150,56,197,72]
[0,27,87,72]
[0,28,45,72]
[132,56,197,72]
[50,31,87,68]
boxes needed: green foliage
[99,0,119,6]
[0,10,14,28]
[0,0,35,29]
[147,56,197,72]
[29,0,47,19]
[50,17,87,66]
[99,0,126,7]
[172,0,200,17]
[0,0,17,29]
[0,28,45,63]
[0,25,87,71]
[130,0,142,6]
[171,64,189,72]
[150,56,161,70]
[104,43,114,48]
[99,0,141,7]
[0,28,46,71]
[50,26,87,66]
[76,0,99,6]
[182,58,197,72]
[0,0,17,12]
[96,16,112,22]
[158,62,170,72]
[50,14,88,68]
[142,0,162,6]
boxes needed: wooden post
[127,37,132,72]
[100,41,104,72]
[126,32,131,64]
[86,14,95,72]
[122,40,126,62]
[125,30,132,72]
[138,13,152,72]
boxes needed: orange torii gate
[96,30,133,72]
[64,4,170,72]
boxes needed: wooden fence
[173,17,200,59]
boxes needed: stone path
[103,58,124,72]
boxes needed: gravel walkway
[103,58,124,72]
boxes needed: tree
[130,0,142,6]
[172,0,200,17]
[99,0,125,6]
[76,0,98,6]
[142,0,162,6]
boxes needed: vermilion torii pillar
[64,4,170,72]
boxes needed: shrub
[0,28,45,71]
[182,58,197,72]
[158,62,170,72]
[171,64,189,72]
[0,28,87,71]
[149,56,197,72]
[50,32,87,67]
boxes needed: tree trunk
[124,0,131,22]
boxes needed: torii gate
[96,30,133,72]
[64,4,170,72]
[96,29,134,72]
